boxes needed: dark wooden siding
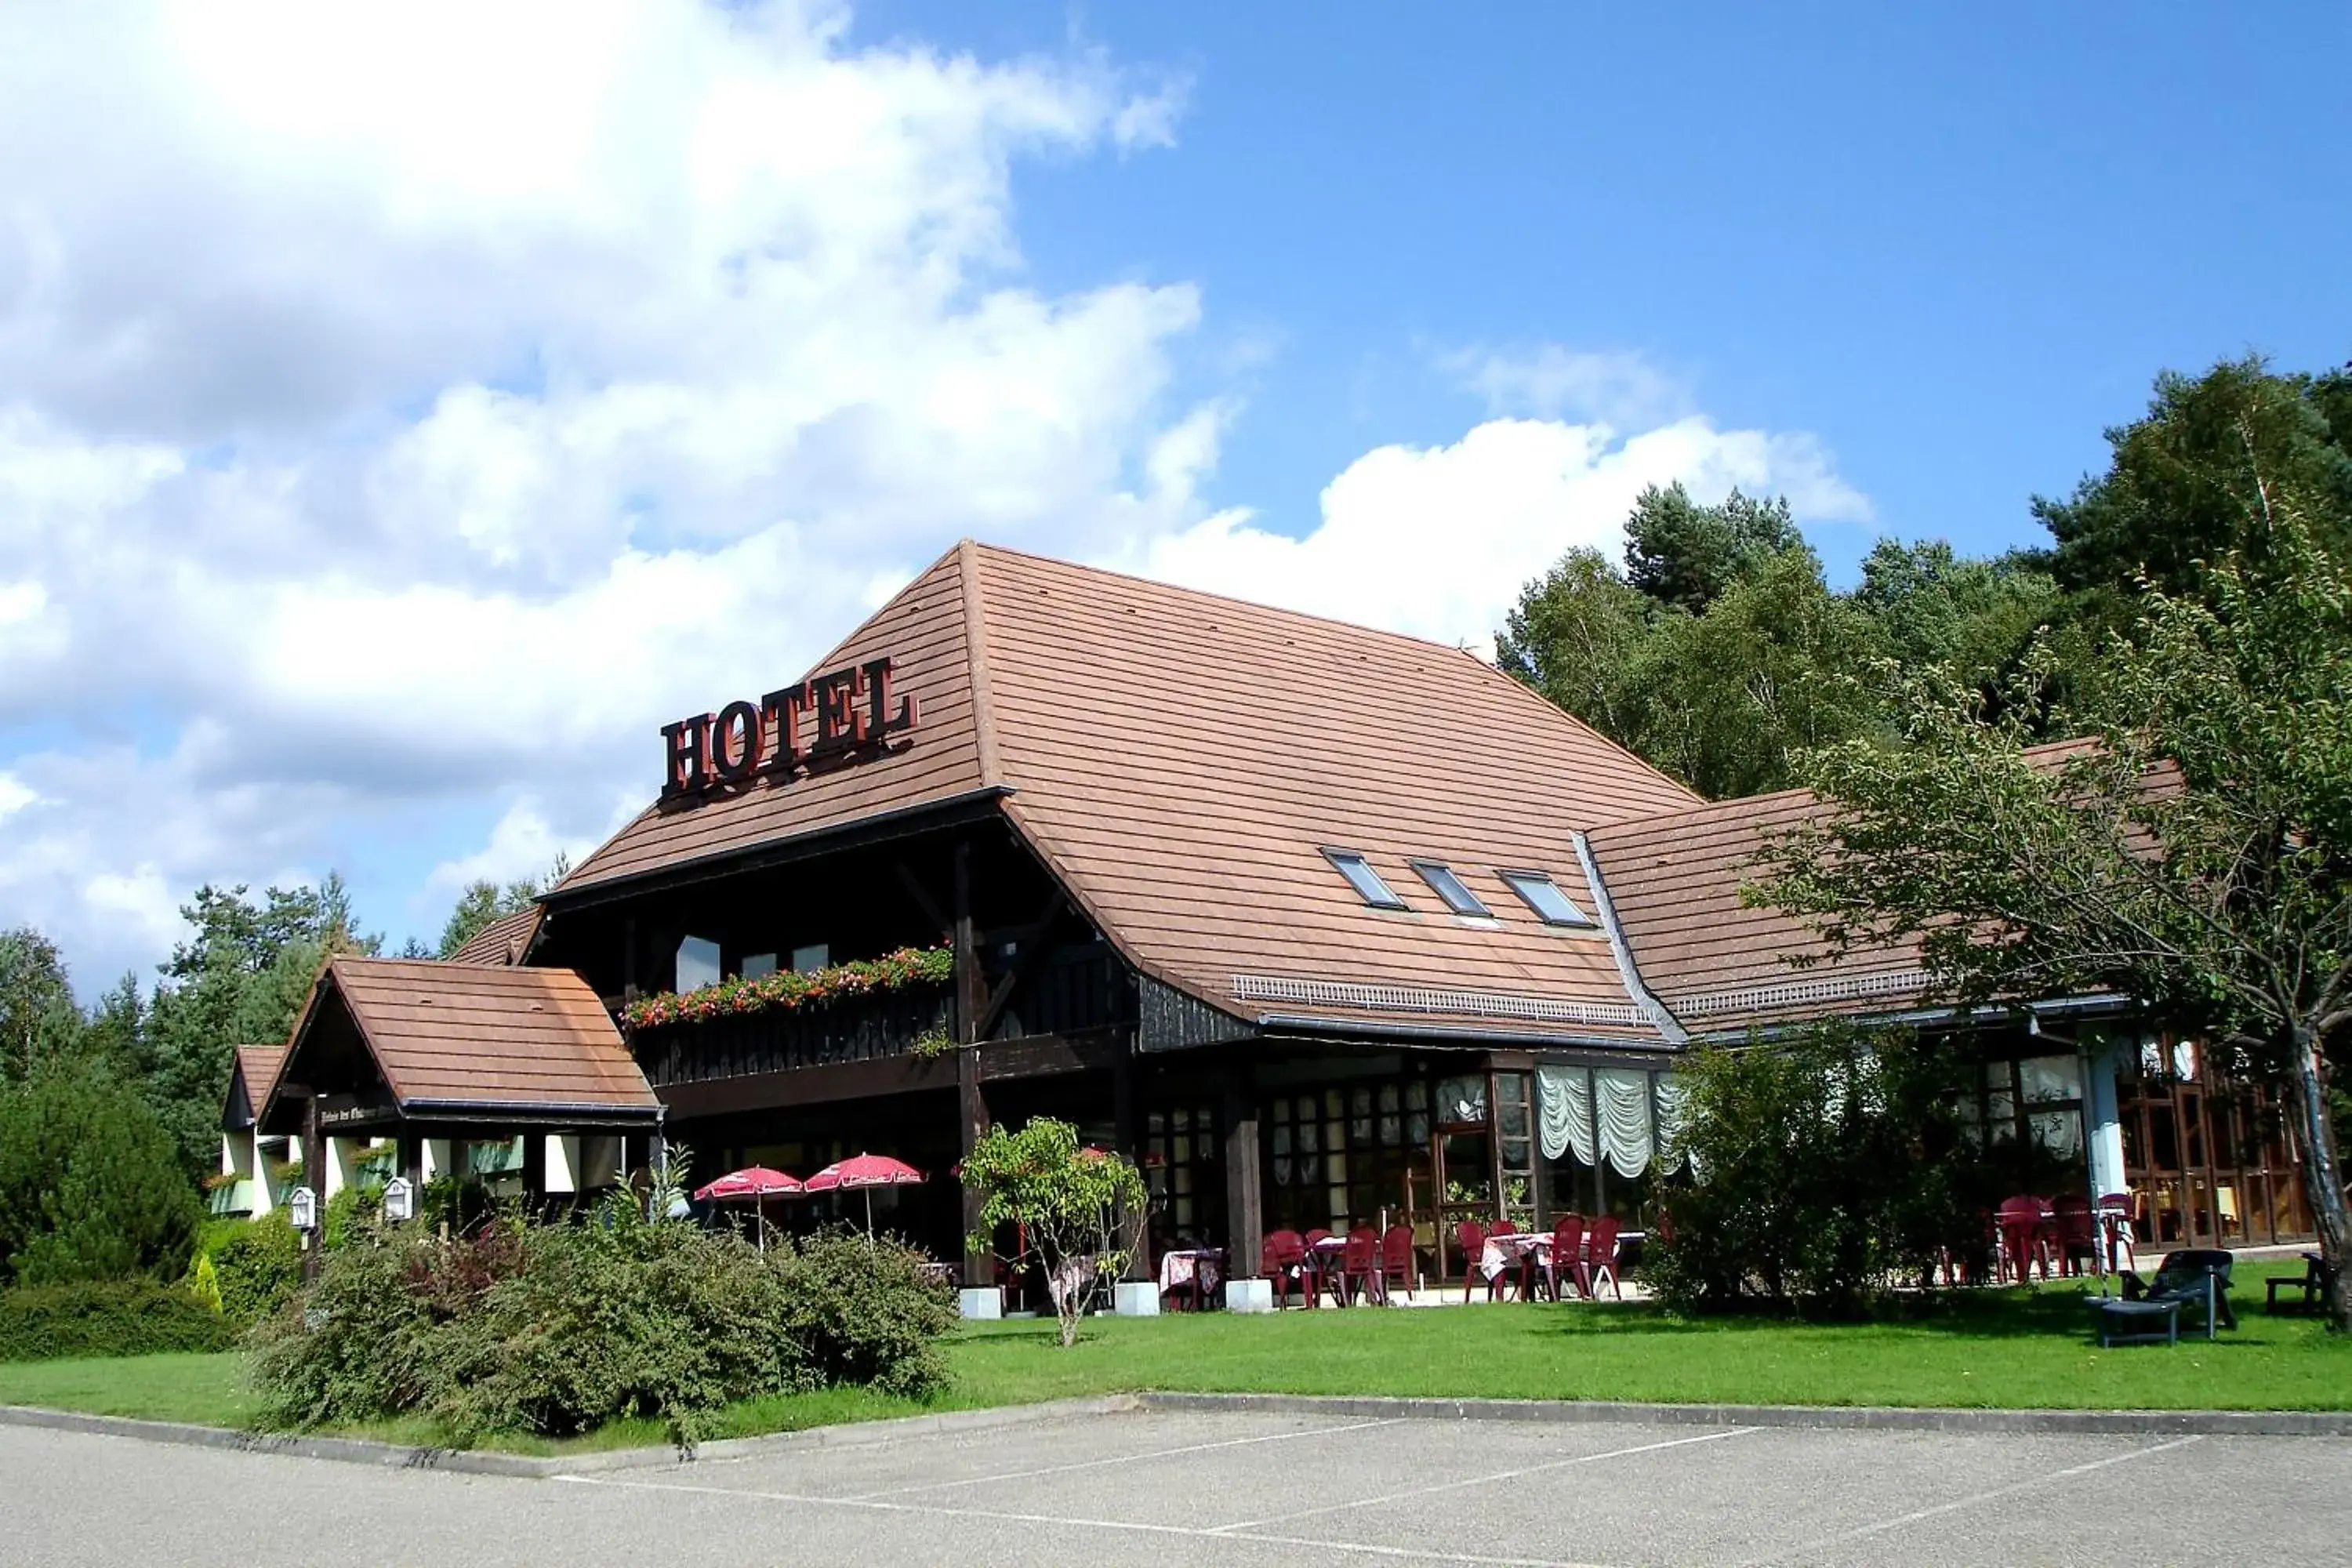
[632,986,954,1089]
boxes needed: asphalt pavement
[4,1406,2347,1567]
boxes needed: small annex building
[237,541,2317,1274]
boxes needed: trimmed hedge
[0,1280,241,1362]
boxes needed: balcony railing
[631,984,953,1089]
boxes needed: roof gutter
[1682,991,2137,1045]
[1251,1011,1671,1053]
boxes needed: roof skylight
[1411,860,1491,918]
[1497,869,1595,928]
[1324,849,1408,910]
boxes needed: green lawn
[3,1263,2343,1451]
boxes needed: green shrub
[1646,1027,1983,1316]
[0,1071,202,1287]
[252,1203,953,1447]
[0,1280,242,1361]
[209,1213,303,1325]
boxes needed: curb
[1134,1390,2352,1438]
[0,1395,1142,1479]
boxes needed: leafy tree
[959,1117,1147,1347]
[1753,486,2352,1327]
[0,928,83,1087]
[2031,356,2352,613]
[435,851,568,958]
[1623,483,1805,613]
[0,1070,202,1286]
[142,877,376,1176]
[1853,539,2060,688]
[1495,546,1653,745]
[1618,547,1887,800]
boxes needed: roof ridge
[958,538,1003,787]
[967,539,1505,662]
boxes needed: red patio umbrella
[803,1152,924,1238]
[693,1166,804,1251]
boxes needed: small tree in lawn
[960,1117,1146,1348]
[1751,471,2352,1329]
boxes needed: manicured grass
[4,1261,2343,1450]
[0,1351,258,1427]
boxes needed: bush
[252,1203,954,1447]
[1646,1027,1982,1316]
[0,1071,201,1287]
[0,1280,241,1362]
[208,1213,303,1325]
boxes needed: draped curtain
[1535,1065,1593,1164]
[1537,1066,1688,1177]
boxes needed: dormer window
[1497,869,1595,928]
[1410,860,1491,918]
[1323,849,1408,910]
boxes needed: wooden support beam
[300,1093,323,1283]
[958,1043,991,1288]
[1223,1070,1262,1293]
[953,840,982,1045]
[895,858,951,938]
[971,889,1072,1042]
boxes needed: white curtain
[1596,1067,1653,1178]
[1653,1073,1688,1173]
[1536,1065,1593,1164]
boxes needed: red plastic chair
[2050,1193,2098,1277]
[1583,1216,1623,1301]
[1339,1226,1379,1305]
[1260,1229,1308,1308]
[1376,1224,1414,1304]
[1301,1228,1335,1307]
[2097,1192,2138,1275]
[1457,1220,1501,1302]
[1546,1214,1586,1301]
[1994,1196,2049,1283]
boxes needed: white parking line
[1205,1426,1762,1534]
[844,1416,1405,1499]
[557,1471,1627,1568]
[1734,1435,2206,1566]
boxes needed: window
[675,935,720,991]
[739,953,778,980]
[1497,869,1594,927]
[789,943,831,972]
[1323,849,1407,910]
[1411,860,1491,917]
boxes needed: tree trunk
[2283,1024,2351,1330]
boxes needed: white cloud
[0,5,1871,993]
[1449,344,1692,430]
[1127,414,1872,659]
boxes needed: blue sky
[1,2,2345,989]
[874,2,2352,576]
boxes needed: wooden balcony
[631,985,954,1091]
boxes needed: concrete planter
[1112,1281,1161,1316]
[1224,1278,1275,1313]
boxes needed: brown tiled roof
[223,1045,285,1130]
[446,905,544,966]
[1585,789,1928,1035]
[560,546,991,893]
[273,958,658,1120]
[562,541,1704,1040]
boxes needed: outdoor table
[1479,1232,1551,1298]
[1157,1247,1224,1308]
[1308,1235,1350,1303]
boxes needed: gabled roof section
[265,957,659,1125]
[446,905,545,966]
[968,546,1702,1038]
[1584,739,2132,1036]
[557,544,992,894]
[222,1045,285,1132]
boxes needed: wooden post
[957,1045,990,1287]
[1223,1068,1262,1293]
[521,1133,546,1216]
[300,1093,323,1283]
[400,1133,423,1190]
[1113,1047,1145,1280]
[953,838,991,1287]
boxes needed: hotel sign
[661,655,919,804]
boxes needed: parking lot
[5,1406,2348,1567]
